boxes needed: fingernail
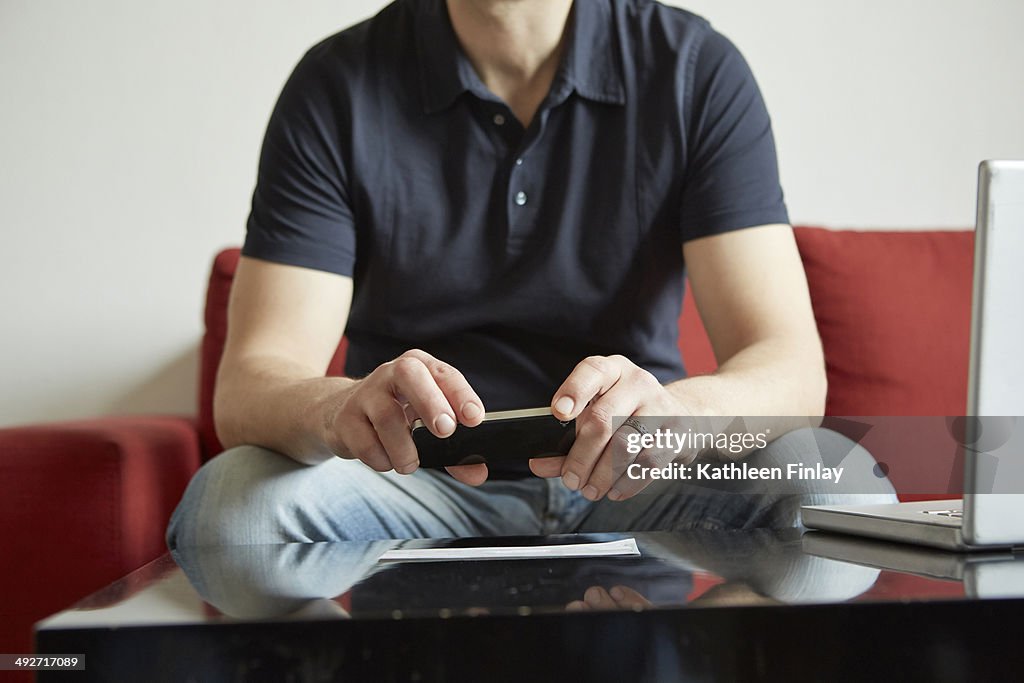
[582,485,599,501]
[610,587,624,600]
[608,489,623,501]
[563,471,580,491]
[434,413,456,435]
[462,402,482,420]
[554,396,574,416]
[397,462,418,475]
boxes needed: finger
[339,416,393,472]
[561,382,637,496]
[528,456,564,478]
[607,463,650,501]
[609,585,652,609]
[583,586,618,610]
[365,395,420,474]
[401,350,485,426]
[578,411,642,501]
[445,463,489,486]
[565,600,589,612]
[550,355,626,421]
[387,355,458,438]
[401,402,420,424]
[607,432,674,501]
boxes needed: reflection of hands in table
[565,585,654,612]
[563,581,784,612]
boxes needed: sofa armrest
[0,416,202,655]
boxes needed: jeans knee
[167,445,285,548]
[749,428,897,527]
[166,445,445,546]
[752,427,897,500]
[168,445,384,547]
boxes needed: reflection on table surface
[38,530,1024,630]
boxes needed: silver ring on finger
[622,416,650,437]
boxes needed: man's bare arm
[214,257,356,465]
[214,257,487,482]
[668,223,826,417]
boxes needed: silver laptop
[802,160,1024,551]
[802,533,1024,599]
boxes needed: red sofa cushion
[795,228,973,501]
[678,284,717,377]
[0,416,201,660]
[794,228,974,416]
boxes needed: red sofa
[0,226,973,660]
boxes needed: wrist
[664,376,717,417]
[308,376,360,458]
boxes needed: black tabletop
[36,530,1024,682]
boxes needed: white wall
[1,0,1022,428]
[682,0,1024,228]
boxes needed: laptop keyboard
[921,509,963,518]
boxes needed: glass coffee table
[35,530,1024,681]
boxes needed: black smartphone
[411,408,576,469]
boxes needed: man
[167,0,894,548]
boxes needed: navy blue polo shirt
[243,0,788,436]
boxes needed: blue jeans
[166,428,897,548]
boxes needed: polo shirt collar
[560,0,626,105]
[416,0,626,114]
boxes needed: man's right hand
[215,259,487,482]
[323,349,488,485]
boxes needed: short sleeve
[242,52,356,276]
[679,30,789,242]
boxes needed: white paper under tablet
[377,538,640,562]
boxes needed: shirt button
[515,158,524,166]
[514,191,528,206]
[493,113,506,126]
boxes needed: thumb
[445,462,489,486]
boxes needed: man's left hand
[529,355,689,501]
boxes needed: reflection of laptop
[802,532,1024,599]
[802,160,1024,551]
